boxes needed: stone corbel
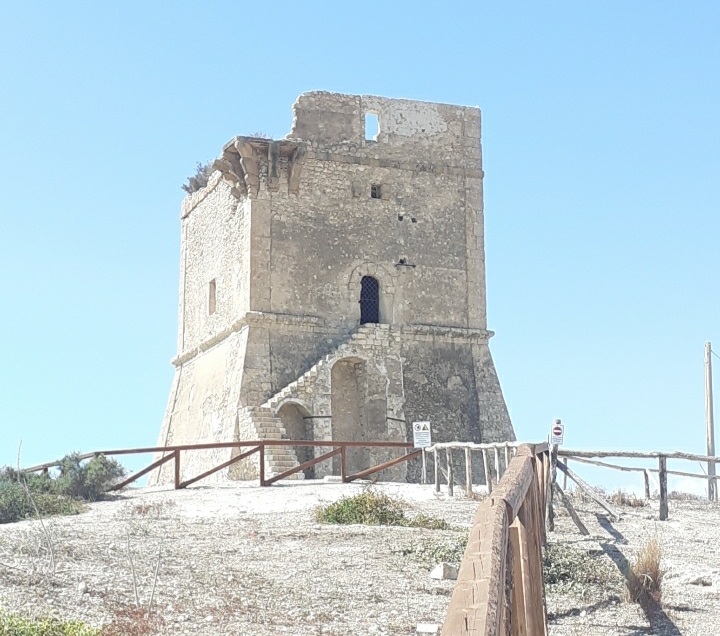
[212,149,247,199]
[234,140,260,198]
[288,145,306,195]
[267,142,280,191]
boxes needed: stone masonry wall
[150,91,514,486]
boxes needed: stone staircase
[239,406,304,480]
[245,323,393,480]
[262,323,384,412]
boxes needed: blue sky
[1,1,719,493]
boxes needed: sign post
[413,421,432,448]
[550,420,564,446]
[413,421,432,485]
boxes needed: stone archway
[277,401,315,478]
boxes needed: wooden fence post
[562,457,568,490]
[494,447,500,482]
[482,448,492,494]
[659,455,668,520]
[421,448,427,485]
[547,445,557,532]
[434,448,440,494]
[446,448,454,497]
[173,450,180,490]
[341,446,347,483]
[643,469,651,500]
[259,443,266,487]
[465,447,473,496]
[508,520,529,635]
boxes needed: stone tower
[150,91,514,485]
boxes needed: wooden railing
[441,442,550,636]
[422,442,521,496]
[557,448,720,517]
[20,440,420,489]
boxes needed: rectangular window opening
[208,279,216,315]
[365,112,379,141]
[371,184,382,199]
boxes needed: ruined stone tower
[150,91,514,485]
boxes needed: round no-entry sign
[550,421,564,445]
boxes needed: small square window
[371,184,382,199]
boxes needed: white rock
[416,624,440,634]
[429,562,458,580]
[685,575,712,586]
[78,582,87,594]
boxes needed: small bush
[316,490,405,525]
[315,490,449,529]
[53,454,126,501]
[406,512,451,530]
[181,162,213,194]
[0,611,99,635]
[0,482,84,524]
[101,607,164,636]
[543,543,623,598]
[395,534,468,566]
[0,454,125,524]
[627,534,663,604]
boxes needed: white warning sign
[550,422,564,446]
[413,421,432,448]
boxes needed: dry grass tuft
[101,607,164,636]
[609,489,647,508]
[132,500,175,517]
[627,534,663,604]
[668,490,704,501]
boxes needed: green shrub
[0,454,125,524]
[543,543,623,598]
[0,481,84,524]
[181,162,213,194]
[53,454,126,501]
[315,490,450,529]
[0,611,100,635]
[395,534,468,565]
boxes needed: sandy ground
[0,481,718,635]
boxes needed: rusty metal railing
[441,442,550,636]
[20,440,420,490]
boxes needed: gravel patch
[0,481,717,635]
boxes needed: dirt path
[0,482,717,634]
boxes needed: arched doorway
[360,276,379,324]
[277,402,315,478]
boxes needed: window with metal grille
[359,276,379,324]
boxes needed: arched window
[360,276,379,324]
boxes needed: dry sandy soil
[0,481,718,635]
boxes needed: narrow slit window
[208,279,216,315]
[365,113,379,141]
[371,184,382,199]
